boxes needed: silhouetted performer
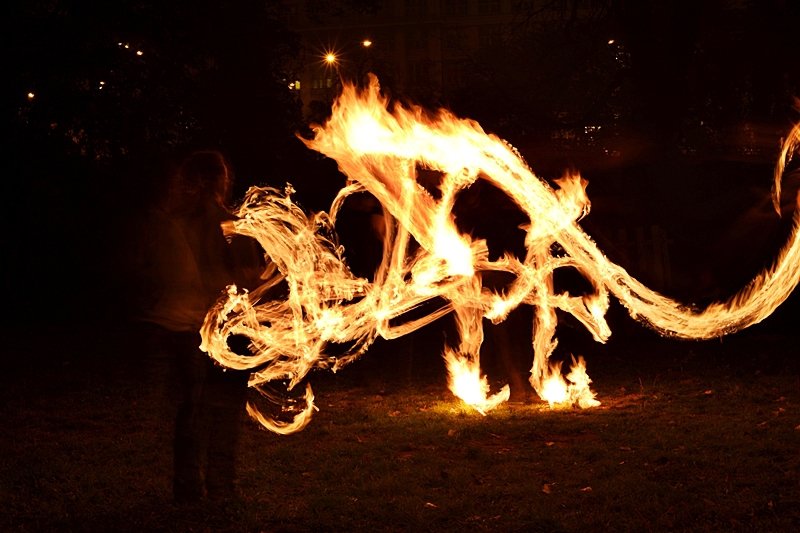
[137,150,261,503]
[455,179,535,401]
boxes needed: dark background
[4,0,800,353]
[4,6,800,530]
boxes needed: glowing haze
[200,75,800,434]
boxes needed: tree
[4,0,305,323]
[7,1,303,178]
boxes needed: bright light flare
[201,74,800,433]
[540,370,568,408]
[445,348,510,414]
[540,356,600,409]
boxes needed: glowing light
[27,92,35,100]
[362,39,373,48]
[325,52,337,65]
[445,348,509,415]
[136,50,143,56]
[201,75,800,434]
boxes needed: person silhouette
[136,149,262,503]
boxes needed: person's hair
[168,150,233,210]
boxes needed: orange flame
[540,356,601,409]
[201,75,800,432]
[444,348,510,415]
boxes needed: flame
[540,356,600,409]
[200,75,800,433]
[444,348,510,414]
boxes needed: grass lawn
[2,320,798,532]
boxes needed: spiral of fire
[201,75,800,434]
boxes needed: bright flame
[540,369,568,408]
[201,75,800,433]
[444,348,510,414]
[540,355,600,409]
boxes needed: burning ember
[201,75,800,433]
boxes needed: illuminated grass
[2,328,799,532]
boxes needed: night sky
[4,0,800,336]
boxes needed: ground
[2,317,798,532]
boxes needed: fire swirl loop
[201,75,800,434]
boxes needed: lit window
[311,78,335,90]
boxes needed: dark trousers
[164,330,249,502]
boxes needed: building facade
[280,0,602,117]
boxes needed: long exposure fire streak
[200,75,800,434]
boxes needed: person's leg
[204,363,248,501]
[171,332,209,502]
[496,318,531,401]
